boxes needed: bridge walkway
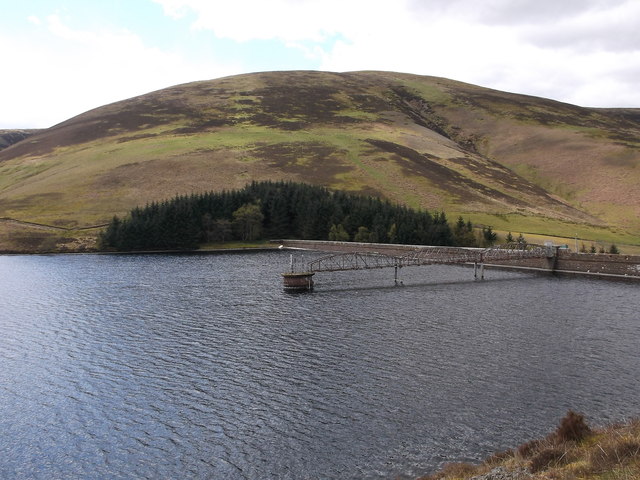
[280,240,557,289]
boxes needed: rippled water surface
[1,251,639,479]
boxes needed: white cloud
[1,14,238,128]
[519,1,640,53]
[153,0,399,43]
[153,0,640,108]
[4,0,639,128]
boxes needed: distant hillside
[0,129,41,151]
[1,70,639,252]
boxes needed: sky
[2,0,639,128]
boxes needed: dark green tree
[232,203,264,241]
[212,219,233,242]
[99,180,458,251]
[452,216,477,247]
[387,223,398,243]
[353,226,372,242]
[201,213,215,243]
[98,215,122,249]
[482,226,497,247]
[328,223,350,241]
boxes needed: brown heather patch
[447,156,549,198]
[528,445,571,473]
[250,142,353,183]
[435,96,640,226]
[517,438,544,459]
[417,413,640,480]
[0,129,42,151]
[419,461,481,480]
[554,410,591,443]
[365,139,529,207]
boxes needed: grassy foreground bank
[419,412,639,480]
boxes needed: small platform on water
[282,272,315,291]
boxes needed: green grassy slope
[1,70,639,252]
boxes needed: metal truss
[398,246,480,266]
[308,252,402,272]
[307,243,555,273]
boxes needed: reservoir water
[1,251,639,479]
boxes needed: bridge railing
[399,246,481,266]
[308,252,401,272]
[306,243,555,273]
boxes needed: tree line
[98,181,494,251]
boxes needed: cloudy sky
[2,0,639,128]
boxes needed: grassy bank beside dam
[418,412,640,480]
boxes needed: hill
[0,129,41,151]
[1,71,639,252]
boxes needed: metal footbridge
[282,242,556,289]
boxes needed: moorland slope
[0,129,41,151]
[1,71,639,252]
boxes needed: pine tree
[452,216,477,247]
[232,203,264,241]
[99,180,459,251]
[353,226,372,242]
[387,223,398,244]
[482,226,497,247]
[328,224,349,241]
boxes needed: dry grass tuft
[417,461,481,480]
[517,439,543,459]
[589,439,640,473]
[418,413,640,480]
[586,418,640,476]
[483,448,515,467]
[528,446,569,473]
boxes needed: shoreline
[4,240,640,281]
[0,245,283,256]
[418,412,640,480]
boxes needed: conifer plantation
[99,181,463,251]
